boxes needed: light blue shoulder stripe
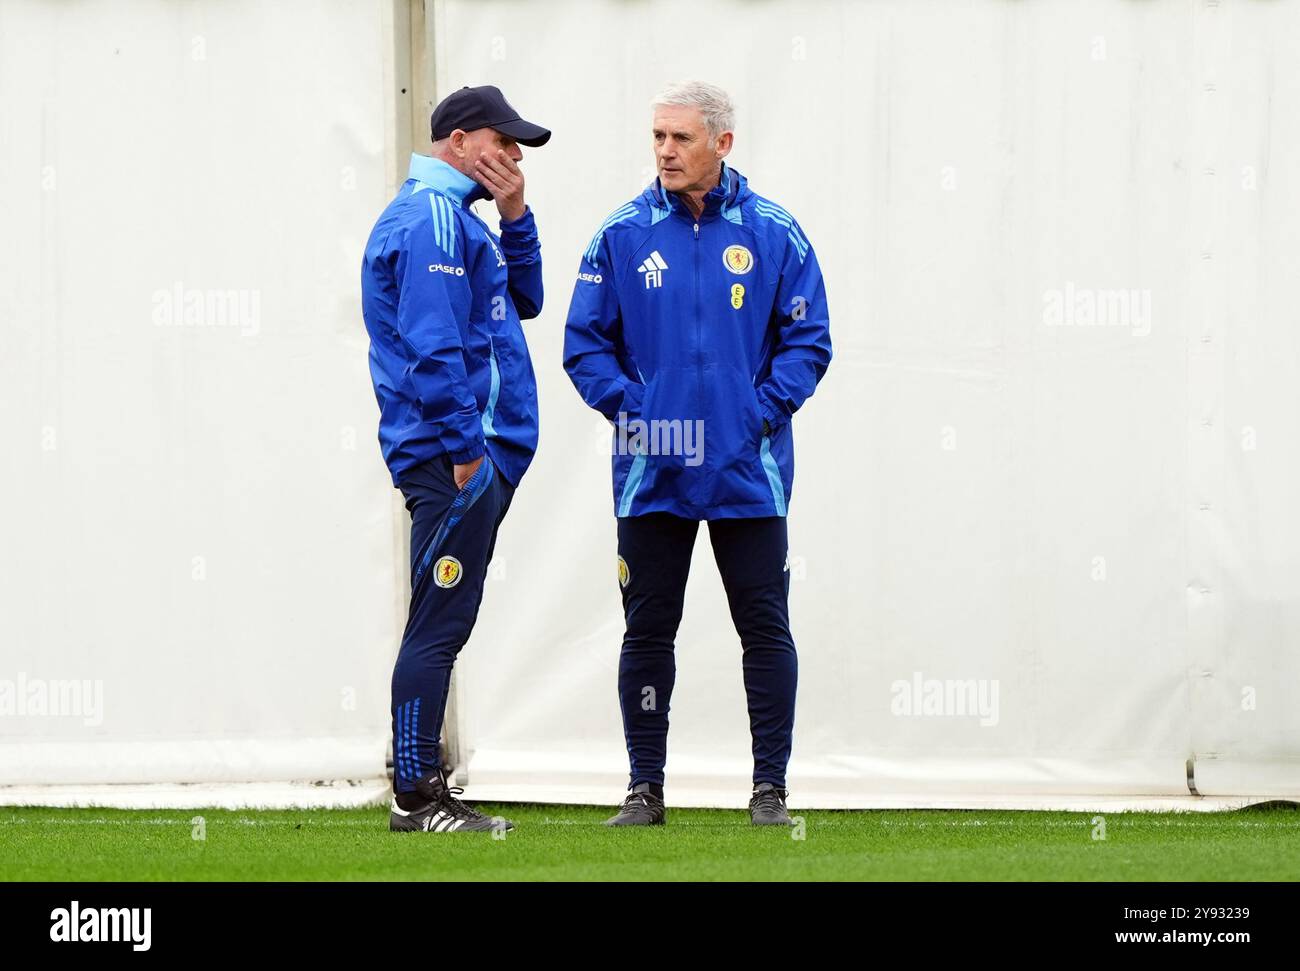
[585,203,639,262]
[753,200,808,259]
[442,196,458,258]
[753,198,803,235]
[428,194,443,251]
[427,194,459,259]
[752,198,794,222]
[585,203,639,265]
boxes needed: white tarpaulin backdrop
[0,0,402,799]
[2,0,1298,809]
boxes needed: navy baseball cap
[430,85,551,147]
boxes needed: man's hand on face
[453,455,484,490]
[474,149,526,223]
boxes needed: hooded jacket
[361,153,542,488]
[564,163,831,519]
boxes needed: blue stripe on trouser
[395,702,405,783]
[405,700,416,784]
[397,698,420,786]
[615,513,796,788]
[397,700,411,785]
[391,455,515,792]
[410,698,421,783]
[413,457,494,587]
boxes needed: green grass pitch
[3,804,1298,881]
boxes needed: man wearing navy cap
[360,85,550,834]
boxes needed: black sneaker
[603,782,666,826]
[389,769,513,833]
[749,783,793,825]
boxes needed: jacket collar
[407,153,490,207]
[651,161,744,221]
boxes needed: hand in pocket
[454,455,485,490]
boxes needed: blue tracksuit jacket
[361,154,542,488]
[563,163,831,519]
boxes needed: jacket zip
[693,218,702,500]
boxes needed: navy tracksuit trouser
[390,454,513,794]
[616,513,797,790]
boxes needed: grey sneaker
[389,769,513,833]
[749,783,793,825]
[603,782,666,826]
